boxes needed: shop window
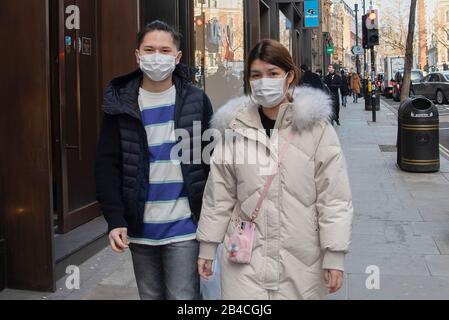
[194,0,245,110]
[279,10,292,55]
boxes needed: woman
[196,40,353,300]
[340,70,350,107]
[350,72,362,103]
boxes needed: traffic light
[367,11,378,28]
[362,9,379,48]
[362,14,369,49]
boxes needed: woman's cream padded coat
[197,86,353,300]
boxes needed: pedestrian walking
[95,20,214,300]
[340,70,350,107]
[196,39,353,300]
[324,65,342,126]
[350,72,362,103]
[298,64,325,90]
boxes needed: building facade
[302,0,333,73]
[428,0,449,71]
[330,2,344,67]
[1,0,140,292]
[328,0,358,71]
[418,0,427,70]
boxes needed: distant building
[418,0,427,70]
[330,3,344,67]
[429,0,449,71]
[326,0,362,72]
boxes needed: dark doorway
[51,0,101,235]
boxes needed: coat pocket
[239,191,261,220]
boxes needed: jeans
[342,95,347,106]
[130,240,200,300]
[353,91,358,103]
[331,91,340,122]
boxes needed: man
[298,64,325,90]
[95,20,213,300]
[347,69,353,97]
[324,65,342,126]
[206,65,242,108]
[340,70,350,107]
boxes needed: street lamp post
[371,47,377,122]
[363,0,367,75]
[370,0,376,122]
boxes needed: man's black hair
[137,20,182,50]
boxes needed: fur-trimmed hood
[210,86,333,133]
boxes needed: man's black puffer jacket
[95,65,214,234]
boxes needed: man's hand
[198,258,214,280]
[109,228,129,253]
[323,269,344,293]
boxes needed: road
[380,96,449,159]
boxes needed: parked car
[392,69,424,101]
[411,71,449,104]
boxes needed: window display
[194,0,245,110]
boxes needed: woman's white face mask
[139,53,179,82]
[250,73,290,108]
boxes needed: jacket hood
[210,86,333,133]
[101,63,196,118]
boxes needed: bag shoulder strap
[250,130,296,222]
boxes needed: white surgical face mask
[139,53,178,82]
[250,73,289,108]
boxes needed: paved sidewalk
[0,247,139,300]
[329,98,449,300]
[1,97,449,300]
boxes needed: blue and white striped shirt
[129,86,197,246]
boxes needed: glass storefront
[279,10,293,55]
[193,0,245,110]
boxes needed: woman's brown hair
[245,39,300,99]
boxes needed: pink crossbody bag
[226,131,296,264]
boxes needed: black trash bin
[365,92,380,111]
[397,97,440,172]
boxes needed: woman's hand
[323,269,344,293]
[198,258,214,280]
